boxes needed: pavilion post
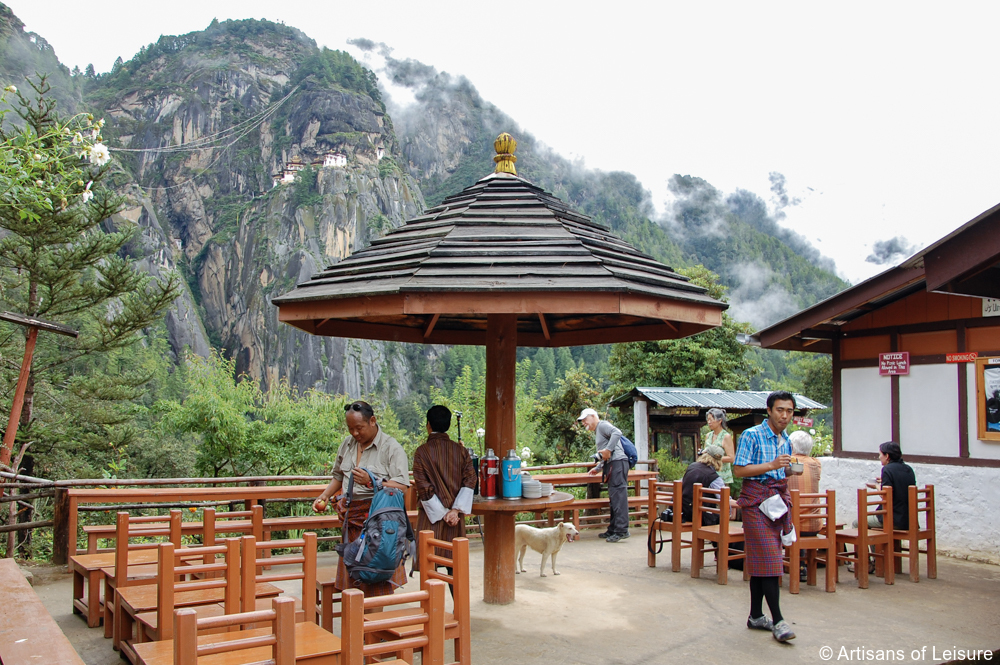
[1,326,38,468]
[483,313,517,604]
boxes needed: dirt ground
[23,530,1000,665]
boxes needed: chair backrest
[112,510,182,589]
[692,484,731,534]
[418,530,470,657]
[905,484,934,535]
[648,481,684,526]
[155,538,240,640]
[173,596,295,665]
[201,507,263,565]
[240,533,317,623]
[789,489,836,539]
[341,579,446,665]
[856,486,893,538]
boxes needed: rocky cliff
[82,19,424,392]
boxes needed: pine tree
[0,76,180,477]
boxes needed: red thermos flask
[480,448,500,499]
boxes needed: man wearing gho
[412,405,477,574]
[733,390,800,643]
[313,400,409,596]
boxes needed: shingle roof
[612,387,826,411]
[273,172,727,347]
[274,173,720,305]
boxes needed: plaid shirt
[734,421,791,481]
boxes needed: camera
[592,452,603,463]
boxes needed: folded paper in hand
[759,493,788,521]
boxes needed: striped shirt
[734,421,791,481]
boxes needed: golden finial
[493,133,517,175]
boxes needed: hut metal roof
[611,387,826,411]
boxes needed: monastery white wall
[819,456,1000,562]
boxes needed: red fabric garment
[334,497,406,594]
[411,433,476,569]
[737,478,792,577]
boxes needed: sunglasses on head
[344,403,365,412]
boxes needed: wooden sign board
[879,352,910,376]
[793,416,814,428]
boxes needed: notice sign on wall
[984,298,1000,317]
[879,352,910,376]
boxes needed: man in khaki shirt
[313,400,410,595]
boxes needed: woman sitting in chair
[681,445,738,525]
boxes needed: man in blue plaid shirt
[733,390,800,643]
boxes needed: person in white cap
[577,407,630,542]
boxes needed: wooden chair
[691,484,746,584]
[342,580,447,665]
[105,511,183,642]
[893,485,936,582]
[786,489,837,593]
[117,539,243,664]
[835,487,894,589]
[171,596,296,665]
[367,531,471,665]
[647,480,692,571]
[132,539,241,647]
[241,533,317,624]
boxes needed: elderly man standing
[412,405,476,573]
[313,400,410,597]
[733,390,800,643]
[579,407,630,542]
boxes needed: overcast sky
[9,1,1000,284]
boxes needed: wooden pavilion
[272,134,728,603]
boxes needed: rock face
[85,19,424,392]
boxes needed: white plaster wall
[967,369,1000,460]
[899,364,959,457]
[633,399,650,495]
[819,456,1000,562]
[841,368,892,452]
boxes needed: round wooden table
[471,491,575,604]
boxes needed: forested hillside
[0,7,838,495]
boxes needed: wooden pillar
[485,314,517,457]
[482,512,515,604]
[52,488,69,565]
[483,313,516,604]
[1,326,38,468]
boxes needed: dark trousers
[606,459,630,535]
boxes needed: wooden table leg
[87,569,102,627]
[483,512,515,605]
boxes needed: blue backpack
[338,468,415,585]
[619,436,639,469]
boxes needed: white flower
[34,153,43,161]
[4,85,16,93]
[520,447,531,460]
[476,428,485,438]
[35,179,44,187]
[72,132,84,145]
[81,190,94,203]
[91,128,100,139]
[96,118,106,128]
[809,428,816,435]
[89,143,111,166]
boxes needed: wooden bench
[0,558,85,665]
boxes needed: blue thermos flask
[501,449,522,499]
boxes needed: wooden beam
[661,319,678,333]
[802,338,823,347]
[537,313,550,340]
[1,326,38,467]
[423,313,440,339]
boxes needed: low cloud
[726,261,801,329]
[866,236,916,265]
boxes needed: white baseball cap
[576,408,599,421]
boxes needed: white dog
[515,522,579,577]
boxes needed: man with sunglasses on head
[313,400,410,596]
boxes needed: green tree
[785,352,832,406]
[0,77,180,475]
[160,351,346,476]
[605,265,759,399]
[531,367,602,462]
